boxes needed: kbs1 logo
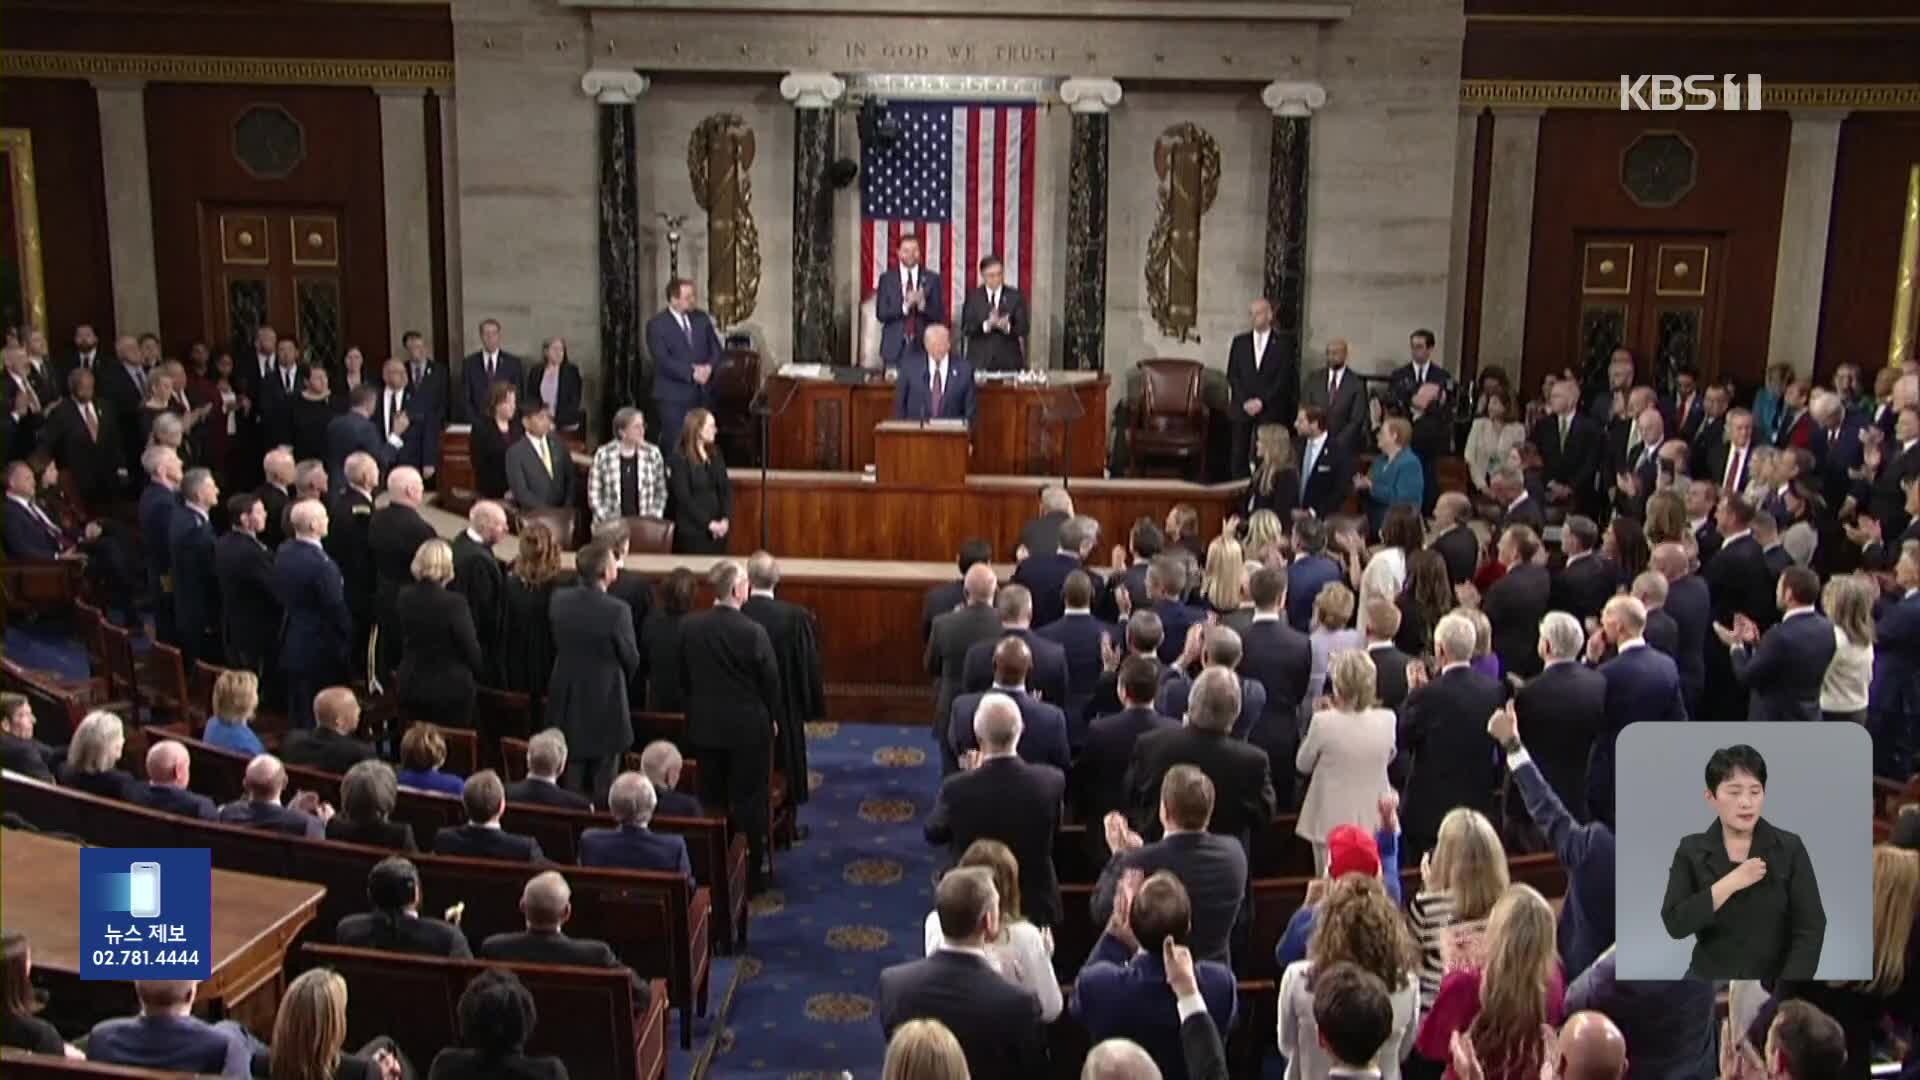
[1619,75,1763,112]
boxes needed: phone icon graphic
[128,862,162,919]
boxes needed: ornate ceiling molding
[0,49,453,90]
[845,73,1056,102]
[1461,78,1920,110]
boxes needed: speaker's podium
[874,419,969,485]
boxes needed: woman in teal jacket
[1357,416,1425,536]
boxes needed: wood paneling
[1465,22,1920,84]
[144,83,390,361]
[0,78,112,343]
[1817,113,1920,381]
[1,0,452,62]
[1523,110,1791,395]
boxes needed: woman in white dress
[920,838,1061,1021]
[1463,388,1526,498]
[1296,649,1397,874]
[1821,573,1876,725]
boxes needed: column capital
[373,85,428,99]
[1261,80,1326,118]
[581,69,649,106]
[89,77,146,94]
[1059,78,1123,115]
[779,71,846,110]
[1488,106,1546,121]
[1787,108,1849,127]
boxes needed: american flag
[860,100,1039,321]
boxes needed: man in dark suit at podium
[876,232,945,368]
[958,255,1027,373]
[646,277,723,449]
[894,326,977,429]
[1226,297,1297,477]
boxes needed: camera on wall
[859,98,900,148]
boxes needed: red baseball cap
[1326,824,1381,880]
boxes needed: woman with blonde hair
[62,710,138,801]
[1278,875,1422,1078]
[264,967,404,1080]
[1246,423,1300,520]
[395,538,483,731]
[1295,649,1396,873]
[1410,808,1510,1009]
[203,669,266,755]
[1199,536,1246,616]
[1243,508,1287,569]
[1306,582,1363,701]
[501,521,571,700]
[920,838,1060,1020]
[1643,488,1690,550]
[881,1018,969,1080]
[1414,884,1564,1080]
[1821,573,1876,726]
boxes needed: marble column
[1768,110,1846,380]
[91,79,160,336]
[1060,77,1122,372]
[1260,81,1326,366]
[1444,105,1481,369]
[780,72,846,367]
[1476,108,1543,375]
[437,90,465,363]
[583,69,649,432]
[377,87,435,350]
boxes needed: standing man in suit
[461,317,522,423]
[373,358,422,469]
[1301,338,1367,453]
[1293,406,1353,521]
[213,493,281,688]
[258,337,307,454]
[505,400,575,510]
[1874,549,1920,779]
[1687,479,1723,563]
[1669,365,1706,444]
[36,368,122,511]
[1361,599,1415,711]
[742,551,826,812]
[325,384,403,493]
[1512,613,1606,823]
[1491,465,1546,534]
[875,233,945,368]
[959,584,1072,708]
[1701,494,1777,721]
[1092,766,1248,968]
[893,325,978,428]
[1653,542,1711,721]
[878,866,1047,1080]
[958,254,1027,372]
[1717,566,1833,724]
[168,468,222,667]
[1707,408,1759,506]
[1429,494,1479,587]
[1014,514,1101,628]
[327,454,379,674]
[1238,568,1313,783]
[365,466,435,685]
[646,277,723,448]
[56,323,101,394]
[1869,406,1920,538]
[925,693,1067,926]
[1809,389,1865,512]
[254,448,296,549]
[946,636,1072,774]
[137,446,184,644]
[1481,525,1551,679]
[433,771,549,862]
[96,335,149,483]
[2,345,46,461]
[1587,595,1688,826]
[1035,570,1113,731]
[547,542,640,802]
[399,332,448,482]
[1551,516,1615,626]
[1532,377,1604,518]
[681,560,782,892]
[926,563,1001,744]
[922,539,993,644]
[1076,658,1176,839]
[451,501,510,681]
[1285,520,1344,630]
[1386,328,1453,417]
[274,500,352,729]
[1689,382,1731,476]
[1126,668,1277,852]
[1226,298,1297,477]
[1398,613,1505,863]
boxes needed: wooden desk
[765,371,1108,476]
[3,829,324,1030]
[874,420,968,485]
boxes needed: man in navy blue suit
[1283,519,1343,632]
[401,331,448,481]
[646,277,723,448]
[86,980,256,1073]
[434,770,550,863]
[1157,626,1268,745]
[893,326,977,429]
[273,500,353,729]
[578,772,695,884]
[1239,568,1313,784]
[325,384,403,493]
[1809,388,1865,513]
[168,468,222,667]
[1034,568,1116,733]
[134,740,217,820]
[1015,514,1102,628]
[3,460,71,560]
[1293,406,1353,520]
[947,636,1071,774]
[960,584,1070,709]
[1874,548,1920,778]
[1654,542,1712,721]
[460,317,523,422]
[1718,566,1833,724]
[875,232,945,367]
[1588,594,1688,827]
[138,445,184,643]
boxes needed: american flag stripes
[859,100,1039,321]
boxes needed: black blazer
[396,581,485,709]
[433,823,547,863]
[326,816,418,851]
[1074,705,1175,826]
[666,449,732,556]
[506,777,592,811]
[1399,666,1506,859]
[1662,817,1825,980]
[1011,550,1089,629]
[1035,611,1114,731]
[522,362,585,432]
[477,930,643,1000]
[958,284,1029,372]
[1665,573,1712,704]
[546,585,641,760]
[920,578,965,643]
[326,488,377,624]
[924,755,1066,926]
[960,627,1071,710]
[0,731,59,782]
[1530,412,1604,503]
[1124,726,1277,852]
[428,1049,568,1080]
[1511,661,1606,822]
[35,395,122,505]
[1484,563,1551,678]
[1091,831,1247,968]
[470,418,519,500]
[1703,534,1777,627]
[218,798,323,838]
[1225,330,1297,427]
[1297,435,1353,520]
[1301,365,1368,452]
[1430,526,1479,587]
[1498,493,1546,535]
[1237,617,1313,759]
[135,783,217,820]
[280,727,378,776]
[1731,611,1836,723]
[1366,642,1415,712]
[878,950,1047,1080]
[63,767,142,802]
[678,605,780,750]
[336,911,471,958]
[1551,553,1617,626]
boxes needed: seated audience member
[326,759,417,851]
[925,693,1066,928]
[638,739,703,818]
[1413,885,1566,1080]
[506,727,593,811]
[1297,648,1396,873]
[280,687,378,775]
[202,669,267,756]
[1093,766,1247,969]
[879,866,1047,1080]
[336,857,471,959]
[1275,801,1406,972]
[0,691,61,782]
[921,839,1062,1022]
[881,1019,970,1080]
[256,968,406,1080]
[1075,871,1236,1080]
[427,969,567,1080]
[60,709,140,801]
[217,754,329,838]
[395,722,465,796]
[1278,878,1421,1079]
[480,871,648,1002]
[87,979,256,1074]
[1126,667,1277,853]
[578,772,694,883]
[134,740,216,819]
[1409,808,1509,1009]
[433,770,547,862]
[1565,946,1716,1080]
[947,635,1072,774]
[2,931,80,1057]
[1306,962,1404,1080]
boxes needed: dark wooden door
[202,205,346,369]
[1573,231,1726,392]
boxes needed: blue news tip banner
[79,848,212,980]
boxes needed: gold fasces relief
[688,114,761,327]
[1146,122,1219,343]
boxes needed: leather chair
[1128,358,1209,478]
[626,516,676,554]
[520,506,578,551]
[713,347,763,466]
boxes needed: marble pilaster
[781,72,845,367]
[584,69,650,433]
[1261,81,1324,368]
[91,79,160,335]
[377,87,435,351]
[1476,108,1543,375]
[1767,110,1846,380]
[1060,77,1122,372]
[437,90,465,364]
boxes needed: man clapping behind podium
[959,255,1027,373]
[894,326,977,429]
